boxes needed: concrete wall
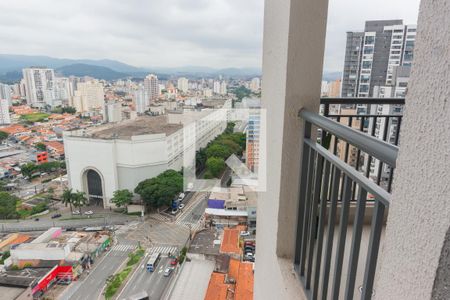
[254,0,328,299]
[375,1,450,298]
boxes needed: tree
[0,192,19,219]
[62,106,76,114]
[135,170,183,209]
[206,157,225,178]
[111,189,133,208]
[35,143,47,152]
[21,163,37,178]
[72,191,88,214]
[62,188,74,213]
[0,131,9,142]
[205,143,232,160]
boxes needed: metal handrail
[320,97,405,105]
[298,108,399,167]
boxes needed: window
[359,85,369,93]
[363,47,374,54]
[362,60,372,69]
[365,36,375,45]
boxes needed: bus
[146,252,161,272]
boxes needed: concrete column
[254,0,328,298]
[375,1,450,298]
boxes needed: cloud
[0,0,420,71]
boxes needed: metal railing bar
[344,187,368,300]
[295,123,312,265]
[306,154,324,289]
[304,139,391,206]
[326,114,403,118]
[344,117,352,164]
[320,97,405,105]
[312,160,331,300]
[300,146,316,275]
[331,175,352,300]
[361,200,386,299]
[299,109,398,167]
[320,167,341,300]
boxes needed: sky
[0,0,421,73]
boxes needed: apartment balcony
[294,99,401,299]
[255,1,449,300]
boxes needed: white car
[178,204,185,209]
[72,210,80,215]
[171,209,178,215]
[240,231,251,236]
[84,210,94,215]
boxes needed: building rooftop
[220,228,241,255]
[87,115,183,139]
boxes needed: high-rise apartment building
[341,20,416,98]
[250,77,261,92]
[144,74,159,103]
[133,87,148,113]
[213,81,221,94]
[0,84,12,105]
[22,67,56,107]
[177,77,189,93]
[54,77,74,105]
[103,101,122,123]
[220,81,227,95]
[70,80,104,113]
[0,99,11,125]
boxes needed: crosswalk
[111,244,137,252]
[148,246,179,256]
[150,213,171,222]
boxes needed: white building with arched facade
[63,107,229,208]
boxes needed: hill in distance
[56,63,129,81]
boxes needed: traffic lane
[61,249,129,300]
[148,258,172,300]
[119,257,171,300]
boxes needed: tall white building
[103,101,122,123]
[133,87,148,113]
[0,84,11,105]
[22,67,56,107]
[0,99,11,125]
[70,80,104,113]
[220,81,227,95]
[144,74,159,103]
[213,81,221,94]
[177,77,189,93]
[54,77,74,105]
[250,77,261,92]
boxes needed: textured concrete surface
[432,227,450,300]
[254,0,328,299]
[375,1,450,299]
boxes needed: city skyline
[0,0,420,73]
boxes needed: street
[59,233,137,300]
[118,256,173,300]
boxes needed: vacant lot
[21,113,50,123]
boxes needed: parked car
[178,203,185,209]
[171,209,178,215]
[240,231,251,236]
[72,210,80,215]
[84,210,94,215]
[51,213,62,219]
[164,267,174,277]
[34,218,39,221]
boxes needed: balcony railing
[294,108,398,299]
[320,97,405,193]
